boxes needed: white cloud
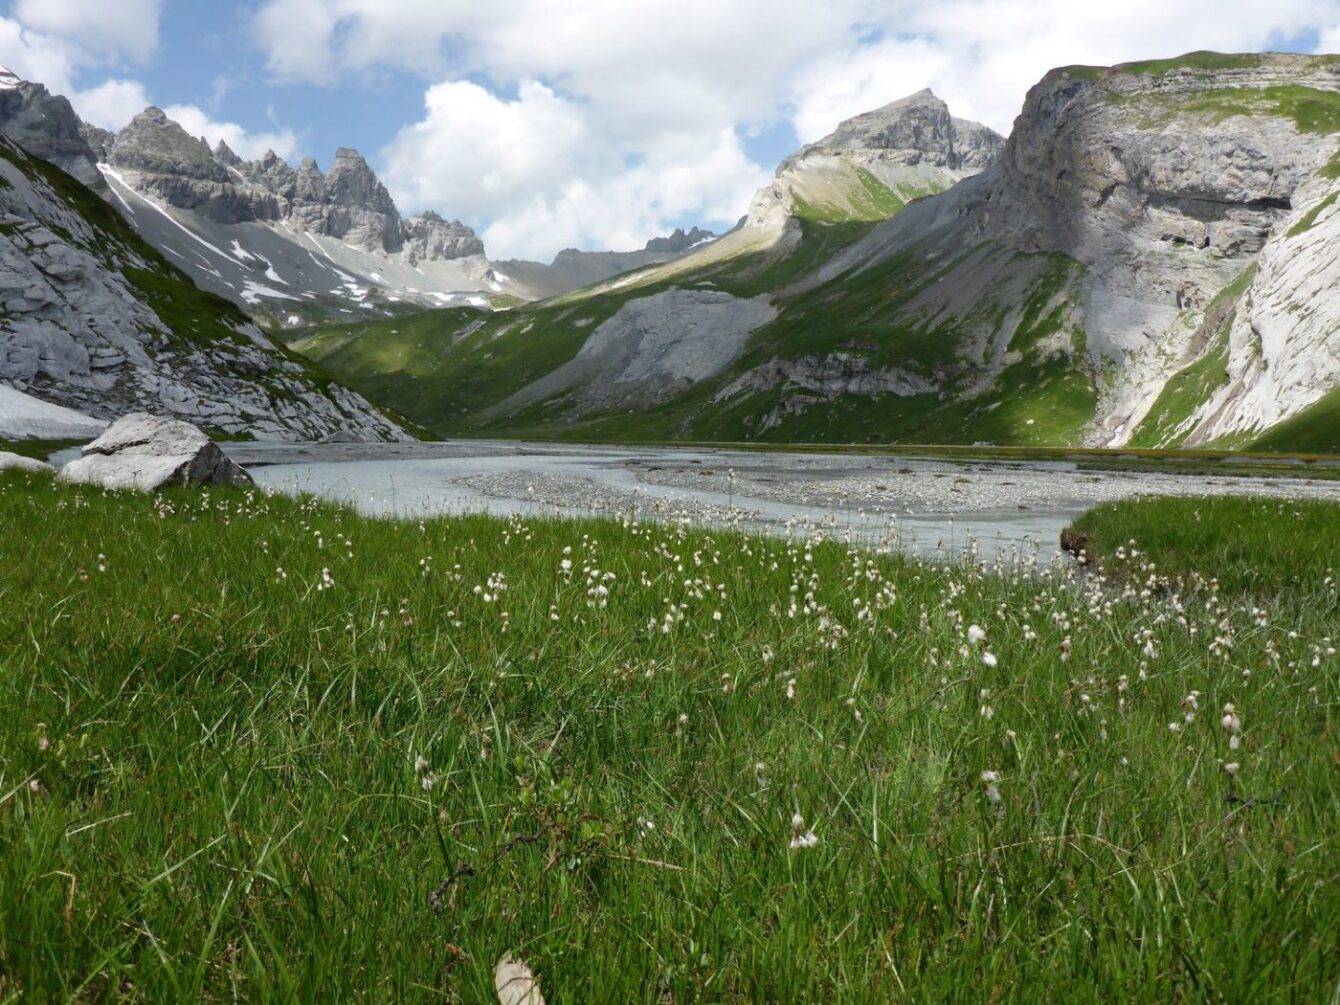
[0,16,80,96]
[255,0,1340,259]
[382,79,767,260]
[1319,22,1340,53]
[70,78,151,131]
[162,103,299,161]
[12,0,162,64]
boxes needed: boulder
[58,413,253,491]
[0,450,51,473]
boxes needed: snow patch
[0,384,107,440]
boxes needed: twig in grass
[608,854,685,873]
[1223,789,1285,808]
[428,863,475,915]
[39,871,76,931]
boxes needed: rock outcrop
[401,210,485,265]
[109,108,281,224]
[59,413,253,491]
[0,450,51,473]
[0,68,103,189]
[749,90,1005,226]
[644,226,715,253]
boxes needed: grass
[1115,51,1265,76]
[1251,385,1340,454]
[1070,495,1340,609]
[1,474,1337,1000]
[0,438,85,462]
[1119,83,1340,135]
[1286,191,1339,238]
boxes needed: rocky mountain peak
[0,73,103,189]
[787,89,1004,173]
[401,210,484,264]
[644,226,715,253]
[214,139,243,168]
[111,107,229,181]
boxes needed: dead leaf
[495,953,545,1005]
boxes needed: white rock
[59,413,253,491]
[0,449,51,473]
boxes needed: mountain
[0,66,103,190]
[284,54,1340,452]
[0,74,720,323]
[0,133,407,441]
[494,227,719,300]
[279,89,1007,434]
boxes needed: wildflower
[980,770,1002,805]
[967,624,987,646]
[421,772,437,792]
[981,651,998,669]
[1221,703,1242,749]
[789,811,818,849]
[1222,761,1239,778]
[754,762,768,788]
[36,723,48,753]
[414,754,429,774]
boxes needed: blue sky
[3,0,1338,260]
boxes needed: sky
[3,0,1339,261]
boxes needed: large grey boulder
[59,413,253,491]
[0,450,51,473]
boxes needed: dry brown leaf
[495,953,545,1005]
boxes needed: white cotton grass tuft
[1221,703,1242,749]
[789,811,818,849]
[981,770,1002,805]
[967,624,987,646]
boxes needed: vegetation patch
[1115,51,1265,76]
[1286,191,1339,237]
[1251,385,1340,454]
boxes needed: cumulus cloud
[253,0,1340,258]
[12,0,163,64]
[382,80,767,260]
[71,78,152,131]
[162,103,299,161]
[0,16,80,96]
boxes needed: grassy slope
[1127,266,1256,449]
[1250,385,1340,454]
[1,475,1337,1000]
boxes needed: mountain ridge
[282,53,1340,453]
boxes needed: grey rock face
[79,122,115,161]
[214,140,243,168]
[644,226,715,253]
[0,77,104,189]
[495,288,777,414]
[401,211,485,264]
[781,89,1005,174]
[110,108,280,224]
[59,413,254,491]
[0,134,408,442]
[322,147,402,252]
[808,52,1340,445]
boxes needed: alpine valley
[2,52,1339,450]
